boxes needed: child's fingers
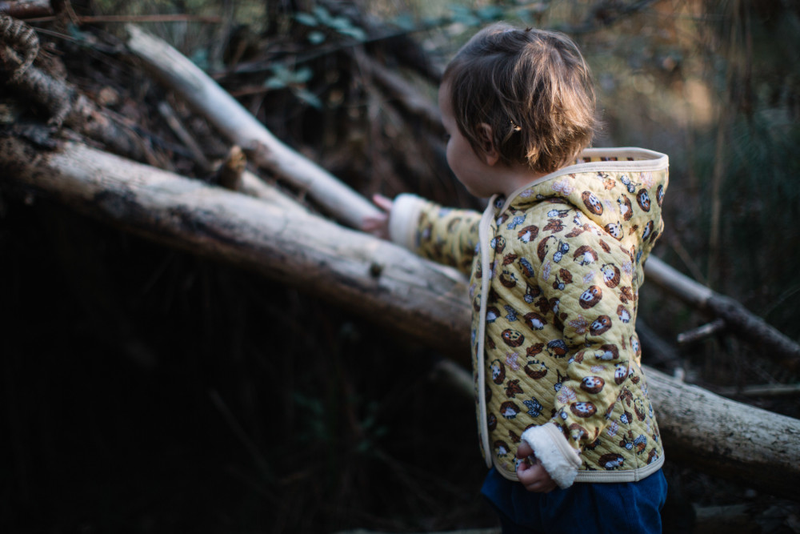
[372,194,394,212]
[516,441,533,459]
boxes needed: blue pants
[481,467,668,534]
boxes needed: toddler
[363,23,669,533]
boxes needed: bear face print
[490,359,506,384]
[524,359,548,379]
[579,285,603,309]
[581,191,604,215]
[517,225,539,243]
[617,304,631,323]
[589,315,612,336]
[647,449,659,464]
[499,401,521,419]
[524,312,547,331]
[502,329,525,348]
[599,453,625,470]
[546,339,569,358]
[581,376,606,394]
[636,189,651,212]
[656,184,664,207]
[573,245,598,266]
[617,195,633,221]
[570,402,597,418]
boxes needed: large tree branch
[1,136,798,498]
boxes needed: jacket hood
[499,147,669,262]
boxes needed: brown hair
[443,23,597,174]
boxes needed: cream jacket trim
[389,194,426,250]
[519,424,582,489]
[476,196,500,467]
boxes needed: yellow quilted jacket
[389,147,668,487]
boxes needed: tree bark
[2,136,799,498]
[0,137,470,360]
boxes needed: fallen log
[0,136,470,359]
[2,136,799,498]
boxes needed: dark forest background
[2,0,799,532]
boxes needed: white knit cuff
[520,424,582,489]
[388,193,425,251]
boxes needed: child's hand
[361,194,394,240]
[516,441,557,493]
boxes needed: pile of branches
[2,0,800,532]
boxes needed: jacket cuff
[388,193,425,251]
[520,424,582,489]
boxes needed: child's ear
[478,123,500,166]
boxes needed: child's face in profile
[438,81,500,199]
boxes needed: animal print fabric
[404,148,669,483]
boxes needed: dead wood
[2,136,799,499]
[646,256,800,370]
[0,137,470,359]
[0,0,52,18]
[124,24,380,229]
[677,318,727,345]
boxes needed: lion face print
[579,285,603,309]
[499,401,521,419]
[601,263,621,288]
[502,329,525,348]
[570,402,597,418]
[636,189,651,212]
[582,191,604,215]
[604,222,623,240]
[590,315,612,336]
[581,376,606,394]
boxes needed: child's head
[442,23,596,175]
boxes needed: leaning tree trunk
[1,135,798,499]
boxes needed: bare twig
[677,318,727,345]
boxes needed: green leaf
[293,66,314,84]
[312,5,333,25]
[308,31,326,44]
[392,13,416,31]
[476,5,504,21]
[336,26,366,41]
[294,12,318,26]
[294,89,323,109]
[263,77,287,89]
